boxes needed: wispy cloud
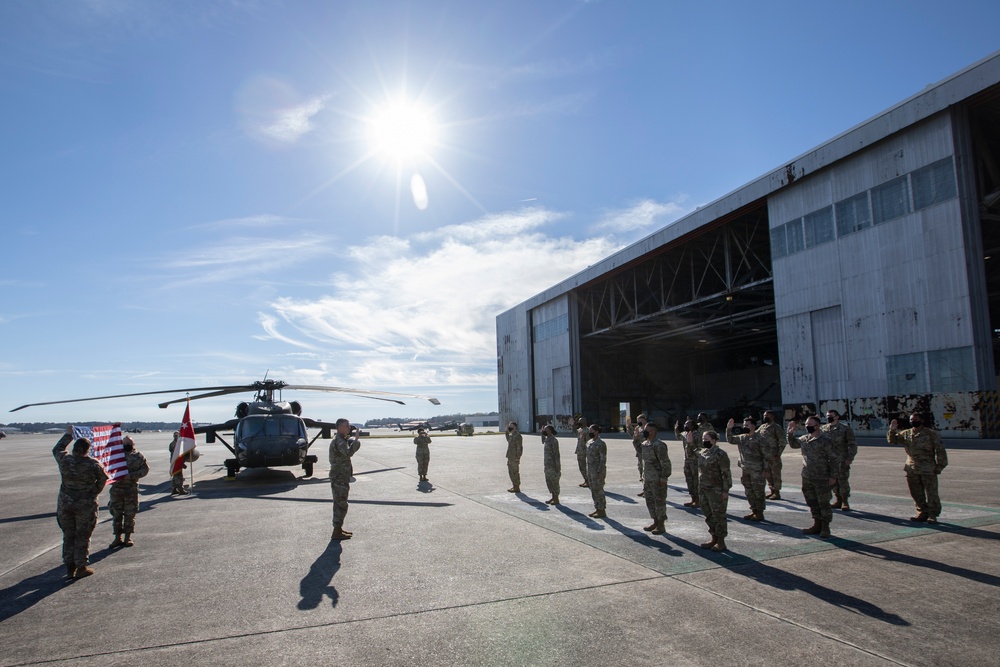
[257,96,326,143]
[590,198,689,234]
[190,214,309,231]
[259,206,633,389]
[236,76,330,146]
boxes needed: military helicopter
[11,378,440,480]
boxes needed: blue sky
[3,0,1000,425]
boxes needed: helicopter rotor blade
[10,385,256,412]
[158,388,253,409]
[283,385,440,405]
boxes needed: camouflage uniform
[789,431,841,526]
[586,436,608,511]
[413,433,431,478]
[641,436,671,524]
[673,424,701,504]
[329,432,361,529]
[698,444,733,539]
[167,434,184,493]
[726,426,770,518]
[542,433,561,498]
[757,420,787,495]
[505,428,523,489]
[53,434,108,569]
[574,424,589,484]
[822,421,858,505]
[630,423,645,481]
[888,426,948,519]
[109,449,149,536]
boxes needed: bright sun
[366,100,438,162]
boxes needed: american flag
[73,424,128,484]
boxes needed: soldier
[787,416,841,538]
[167,431,187,495]
[330,418,361,540]
[641,423,671,535]
[629,414,648,496]
[674,418,701,507]
[888,413,948,523]
[54,426,108,578]
[694,413,712,443]
[505,421,523,493]
[586,424,608,518]
[698,430,732,552]
[758,410,787,500]
[574,418,590,488]
[108,435,149,549]
[822,409,858,511]
[542,425,561,505]
[413,428,431,481]
[726,417,769,522]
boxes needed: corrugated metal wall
[496,307,532,430]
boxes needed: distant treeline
[364,412,498,427]
[2,421,180,433]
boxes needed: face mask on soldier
[641,430,650,439]
[806,424,817,434]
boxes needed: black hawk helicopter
[11,379,440,480]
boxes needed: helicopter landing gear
[302,455,318,478]
[225,459,240,481]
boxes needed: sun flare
[366,100,438,162]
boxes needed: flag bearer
[54,426,108,578]
[109,435,149,549]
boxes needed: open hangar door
[573,201,780,430]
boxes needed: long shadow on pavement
[603,517,684,557]
[0,566,72,622]
[297,540,343,610]
[605,491,638,504]
[830,537,1000,588]
[553,503,606,530]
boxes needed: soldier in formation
[787,416,841,538]
[108,435,149,549]
[330,418,361,540]
[726,417,769,522]
[505,421,523,493]
[674,418,702,507]
[640,422,671,535]
[54,426,108,578]
[697,430,732,552]
[757,410,786,500]
[413,428,432,482]
[541,425,561,505]
[629,413,648,496]
[586,424,608,518]
[822,409,858,511]
[167,431,187,495]
[888,413,948,523]
[574,418,590,487]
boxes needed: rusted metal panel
[813,391,984,437]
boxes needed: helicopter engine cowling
[289,401,302,416]
[236,402,249,419]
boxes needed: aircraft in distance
[428,420,460,431]
[396,421,431,431]
[11,379,440,479]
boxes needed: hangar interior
[969,89,1000,379]
[574,202,780,428]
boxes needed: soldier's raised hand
[889,419,899,432]
[727,418,735,429]
[787,421,796,434]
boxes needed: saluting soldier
[330,419,361,540]
[108,435,149,549]
[54,426,108,578]
[641,423,671,535]
[586,424,608,518]
[505,421,523,493]
[888,413,948,523]
[629,414,648,496]
[726,417,770,522]
[787,416,841,538]
[757,410,787,500]
[574,418,590,488]
[542,425,561,505]
[822,409,858,511]
[413,428,432,481]
[698,430,732,552]
[674,419,701,507]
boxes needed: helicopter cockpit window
[238,415,306,439]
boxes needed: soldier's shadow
[0,566,72,622]
[297,541,342,610]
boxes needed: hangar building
[497,50,1000,438]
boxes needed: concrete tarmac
[1,430,998,666]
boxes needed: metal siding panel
[777,313,815,403]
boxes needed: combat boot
[123,534,133,547]
[819,521,831,538]
[651,521,666,535]
[802,519,822,535]
[831,497,843,509]
[699,538,717,549]
[507,486,520,493]
[75,566,95,578]
[330,527,352,540]
[711,537,728,552]
[746,513,764,522]
[592,509,607,519]
[65,564,76,578]
[841,501,851,512]
[910,512,928,522]
[637,490,645,497]
[643,522,657,532]
[926,516,938,524]
[109,535,124,549]
[579,481,589,487]
[550,496,559,505]
[683,500,697,507]
[768,491,781,500]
